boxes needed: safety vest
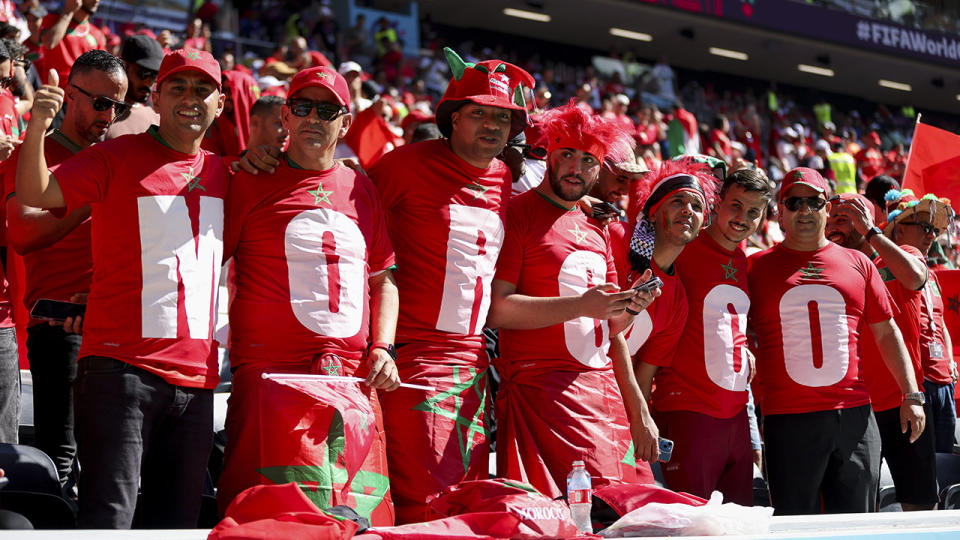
[829,152,856,194]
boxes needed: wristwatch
[865,226,883,242]
[903,391,926,405]
[367,342,397,361]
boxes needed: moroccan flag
[901,121,960,203]
[257,374,394,526]
[343,107,400,170]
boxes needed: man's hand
[30,70,65,132]
[337,157,368,176]
[632,408,660,463]
[746,348,757,384]
[836,196,875,236]
[0,135,20,161]
[49,293,86,334]
[63,0,81,14]
[365,348,400,391]
[951,361,958,384]
[235,144,281,174]
[901,399,926,443]
[579,283,635,320]
[157,29,173,49]
[625,269,661,315]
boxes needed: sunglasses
[71,84,129,115]
[287,99,347,120]
[783,196,827,212]
[902,221,940,236]
[135,66,158,81]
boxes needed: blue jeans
[0,326,19,444]
[922,380,957,453]
[75,356,213,529]
[26,324,79,483]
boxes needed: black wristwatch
[865,226,883,242]
[367,342,397,361]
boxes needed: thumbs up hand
[29,69,65,132]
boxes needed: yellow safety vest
[829,152,856,194]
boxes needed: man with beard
[106,35,161,138]
[650,168,770,505]
[4,50,127,486]
[17,49,227,528]
[216,66,400,518]
[39,0,104,87]
[748,168,924,515]
[589,156,648,214]
[487,103,659,498]
[886,191,958,453]
[824,192,936,511]
[366,48,534,523]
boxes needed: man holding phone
[487,102,659,497]
[651,168,770,505]
[16,49,228,528]
[216,66,400,514]
[4,50,127,486]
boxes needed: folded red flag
[343,107,400,170]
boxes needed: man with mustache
[106,34,161,138]
[39,0,104,87]
[748,167,924,515]
[825,191,937,511]
[217,66,400,516]
[366,48,534,523]
[4,49,127,487]
[650,167,770,505]
[487,102,659,498]
[16,49,227,528]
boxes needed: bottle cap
[572,460,585,468]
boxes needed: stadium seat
[935,452,960,509]
[877,485,900,512]
[942,484,960,510]
[0,444,62,497]
[0,491,75,529]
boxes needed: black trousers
[26,324,79,483]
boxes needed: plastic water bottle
[566,460,592,533]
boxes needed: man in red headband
[366,48,534,523]
[16,49,227,528]
[486,103,659,499]
[825,192,936,511]
[216,65,400,518]
[748,167,924,515]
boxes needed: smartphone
[634,276,663,293]
[30,299,85,322]
[591,201,621,220]
[658,437,674,462]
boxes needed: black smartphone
[30,299,86,322]
[658,437,674,462]
[634,276,663,293]
[591,201,621,219]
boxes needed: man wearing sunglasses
[748,167,924,515]
[826,192,937,511]
[886,192,959,455]
[106,35,161,138]
[4,49,127,489]
[16,49,228,528]
[216,65,400,517]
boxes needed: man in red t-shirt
[653,168,770,506]
[17,49,227,528]
[216,66,400,518]
[748,168,924,515]
[826,192,937,510]
[488,103,658,499]
[366,48,534,523]
[39,0,105,88]
[4,50,127,485]
[886,192,958,453]
[854,130,884,184]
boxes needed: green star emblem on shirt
[466,180,489,201]
[181,167,205,192]
[721,258,738,282]
[412,367,488,474]
[799,262,824,280]
[308,182,333,205]
[568,222,589,244]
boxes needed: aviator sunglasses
[287,99,348,120]
[783,196,827,212]
[71,84,130,116]
[901,221,940,236]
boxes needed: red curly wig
[531,101,635,164]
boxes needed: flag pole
[903,112,921,188]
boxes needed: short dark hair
[250,95,284,118]
[68,49,126,83]
[1,39,23,64]
[411,122,441,143]
[720,167,772,202]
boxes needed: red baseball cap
[779,167,829,201]
[287,66,351,111]
[157,48,221,91]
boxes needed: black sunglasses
[902,221,940,236]
[783,196,827,212]
[71,84,129,115]
[135,66,158,81]
[287,99,347,120]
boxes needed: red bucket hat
[434,47,535,139]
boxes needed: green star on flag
[308,182,333,205]
[181,167,205,191]
[466,181,488,201]
[412,367,488,474]
[721,258,738,281]
[799,262,824,280]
